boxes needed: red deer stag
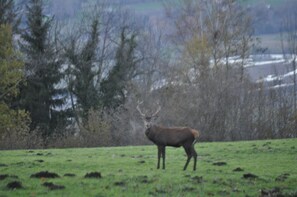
[137,102,200,171]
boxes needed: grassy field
[0,138,296,196]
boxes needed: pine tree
[19,0,65,136]
[0,0,21,33]
[100,27,138,109]
[65,19,100,125]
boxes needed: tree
[0,0,21,33]
[100,27,139,109]
[163,0,255,140]
[19,0,66,137]
[0,24,29,136]
[280,7,297,135]
[64,18,101,126]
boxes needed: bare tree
[281,12,297,113]
[161,0,255,140]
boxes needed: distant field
[128,0,284,12]
[0,138,296,196]
[238,0,283,6]
[127,0,284,13]
[255,33,285,54]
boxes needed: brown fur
[145,125,199,171]
[136,103,200,170]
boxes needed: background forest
[1,0,297,149]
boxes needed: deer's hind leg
[183,145,192,170]
[191,146,198,171]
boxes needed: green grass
[0,138,296,196]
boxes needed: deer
[137,102,200,171]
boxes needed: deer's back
[148,126,198,147]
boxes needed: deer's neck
[145,125,158,142]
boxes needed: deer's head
[136,101,161,129]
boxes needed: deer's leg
[161,146,166,169]
[183,146,192,171]
[157,146,161,169]
[191,146,198,171]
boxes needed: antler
[136,101,145,117]
[152,103,161,117]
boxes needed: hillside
[0,138,296,196]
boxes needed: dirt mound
[84,172,102,178]
[7,181,23,189]
[213,162,227,166]
[30,171,60,178]
[64,173,76,177]
[243,173,258,179]
[137,175,154,184]
[191,176,204,183]
[233,167,244,172]
[0,174,8,180]
[275,173,290,182]
[260,187,283,197]
[114,181,125,186]
[43,182,65,190]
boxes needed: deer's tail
[191,129,200,146]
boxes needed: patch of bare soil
[6,181,23,189]
[233,167,244,172]
[275,173,290,182]
[138,160,145,164]
[84,172,102,178]
[213,161,227,166]
[137,175,154,184]
[64,173,76,177]
[191,176,204,183]
[43,182,65,190]
[30,171,60,178]
[0,174,8,180]
[114,181,125,186]
[260,187,284,197]
[243,173,258,179]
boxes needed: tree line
[0,0,296,149]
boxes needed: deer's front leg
[157,146,161,169]
[161,146,166,169]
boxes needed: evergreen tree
[0,0,21,33]
[19,0,65,136]
[65,19,100,125]
[100,27,138,109]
